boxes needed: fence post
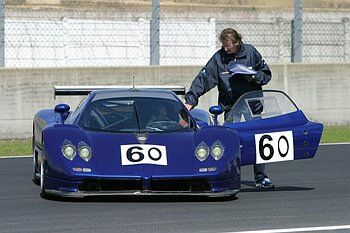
[342,17,350,62]
[277,17,286,63]
[209,18,216,55]
[291,0,303,63]
[61,16,69,67]
[138,18,146,65]
[150,0,160,65]
[0,0,5,67]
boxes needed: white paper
[229,64,257,76]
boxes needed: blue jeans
[254,163,268,183]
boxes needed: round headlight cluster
[195,140,224,161]
[195,142,209,161]
[61,140,92,162]
[61,140,76,160]
[211,141,224,160]
[79,147,90,158]
[78,142,92,162]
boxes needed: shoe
[256,178,275,189]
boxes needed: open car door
[224,90,323,166]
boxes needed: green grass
[0,126,349,157]
[0,139,32,157]
[321,125,350,144]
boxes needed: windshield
[80,97,194,133]
[225,90,299,123]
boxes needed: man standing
[184,28,274,189]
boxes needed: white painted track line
[0,155,32,159]
[223,224,350,233]
[320,142,350,146]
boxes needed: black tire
[40,161,48,198]
[32,138,40,186]
[38,134,50,198]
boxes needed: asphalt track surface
[0,144,349,233]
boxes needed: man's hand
[184,103,193,111]
[178,119,189,128]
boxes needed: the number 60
[126,146,162,162]
[259,134,289,161]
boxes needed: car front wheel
[32,147,40,186]
[40,161,48,198]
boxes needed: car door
[224,90,323,166]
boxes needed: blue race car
[32,86,323,198]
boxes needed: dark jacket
[185,42,271,113]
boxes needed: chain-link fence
[2,0,350,67]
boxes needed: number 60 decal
[120,144,167,166]
[254,131,294,164]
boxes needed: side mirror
[209,105,223,126]
[54,103,70,123]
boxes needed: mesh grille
[78,178,212,192]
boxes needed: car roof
[91,88,179,102]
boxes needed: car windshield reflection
[80,97,194,133]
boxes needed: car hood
[85,131,197,177]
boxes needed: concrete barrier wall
[0,63,349,139]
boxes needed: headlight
[78,141,92,162]
[211,140,224,160]
[61,140,76,160]
[195,142,209,161]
